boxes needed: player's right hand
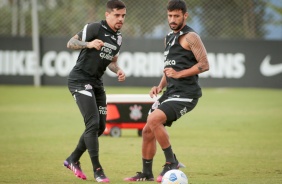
[87,39,104,50]
[149,86,162,98]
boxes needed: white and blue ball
[161,169,188,184]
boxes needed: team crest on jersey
[84,84,93,90]
[129,105,142,121]
[117,35,122,46]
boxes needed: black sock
[90,155,101,171]
[84,134,101,171]
[69,147,85,162]
[69,133,86,161]
[142,158,153,175]
[162,146,175,163]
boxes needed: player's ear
[184,12,189,19]
[105,11,109,17]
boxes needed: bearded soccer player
[125,0,209,182]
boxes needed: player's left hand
[117,70,125,82]
[164,68,179,78]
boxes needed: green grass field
[0,85,281,184]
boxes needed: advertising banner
[0,36,281,88]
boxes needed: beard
[169,23,183,31]
[115,22,123,31]
[169,17,185,31]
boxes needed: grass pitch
[0,85,281,184]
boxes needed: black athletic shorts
[150,92,199,127]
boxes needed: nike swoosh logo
[105,34,110,36]
[260,55,282,76]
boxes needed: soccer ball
[161,169,188,184]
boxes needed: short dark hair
[167,0,187,14]
[106,0,126,12]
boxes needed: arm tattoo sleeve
[67,36,88,50]
[108,62,120,73]
[186,34,209,73]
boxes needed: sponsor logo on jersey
[99,52,114,60]
[100,42,117,60]
[164,59,176,66]
[104,42,117,50]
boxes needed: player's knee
[147,116,163,131]
[141,126,154,139]
[85,118,100,133]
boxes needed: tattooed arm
[67,34,104,50]
[108,55,126,82]
[185,32,209,73]
[164,32,209,78]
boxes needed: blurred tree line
[0,0,280,39]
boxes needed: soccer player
[124,0,209,182]
[63,0,126,183]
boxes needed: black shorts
[150,93,199,126]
